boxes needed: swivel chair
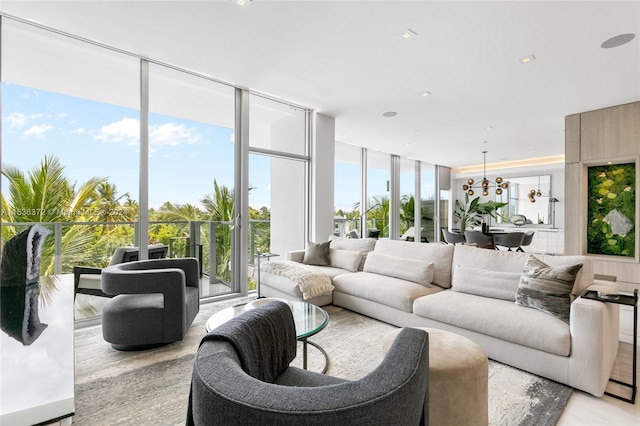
[517,231,535,252]
[101,257,200,350]
[188,301,430,426]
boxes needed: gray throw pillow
[302,241,331,266]
[515,255,583,324]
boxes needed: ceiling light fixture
[519,54,536,64]
[382,111,397,117]
[401,29,417,39]
[231,0,251,7]
[462,151,508,196]
[601,33,636,49]
[420,91,432,97]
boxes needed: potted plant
[454,193,507,231]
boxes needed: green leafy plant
[454,193,507,231]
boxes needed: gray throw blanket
[187,301,297,425]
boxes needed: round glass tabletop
[205,299,329,339]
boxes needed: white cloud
[5,112,28,129]
[24,124,54,139]
[95,118,203,148]
[71,127,91,135]
[150,122,201,146]
[95,117,139,145]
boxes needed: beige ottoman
[382,327,488,426]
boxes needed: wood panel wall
[565,101,640,291]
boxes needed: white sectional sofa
[259,237,620,398]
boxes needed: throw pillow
[302,241,331,266]
[451,264,522,301]
[515,255,583,324]
[363,251,434,287]
[329,249,362,272]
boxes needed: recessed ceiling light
[401,29,417,39]
[601,33,636,49]
[485,126,493,130]
[383,111,397,117]
[420,91,432,97]
[519,54,536,64]
[483,140,489,144]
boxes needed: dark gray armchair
[101,257,199,350]
[188,301,429,426]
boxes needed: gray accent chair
[73,244,168,298]
[101,257,199,351]
[187,301,430,426]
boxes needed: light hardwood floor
[558,304,639,425]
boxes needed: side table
[256,252,279,298]
[581,288,638,404]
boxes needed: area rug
[73,298,571,425]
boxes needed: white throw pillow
[451,264,522,301]
[363,251,434,287]
[329,249,362,272]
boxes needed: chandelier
[527,176,549,203]
[461,151,508,196]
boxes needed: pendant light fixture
[528,176,549,202]
[461,151,508,196]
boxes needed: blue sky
[1,83,255,210]
[2,82,434,213]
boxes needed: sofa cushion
[364,252,434,287]
[531,253,593,299]
[329,249,362,272]
[413,290,571,356]
[302,241,331,266]
[332,272,440,313]
[515,256,583,324]
[451,264,521,301]
[328,236,377,270]
[372,240,454,288]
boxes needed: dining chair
[442,229,466,245]
[463,231,494,249]
[493,232,525,251]
[517,231,535,252]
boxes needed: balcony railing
[1,219,271,293]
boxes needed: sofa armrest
[286,250,305,263]
[567,295,620,396]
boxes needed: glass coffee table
[205,299,329,373]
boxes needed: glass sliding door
[248,94,308,292]
[334,142,361,237]
[148,63,236,298]
[1,19,139,319]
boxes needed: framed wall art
[586,162,636,257]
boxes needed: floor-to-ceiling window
[399,158,416,240]
[148,63,237,297]
[334,142,361,237]
[421,162,436,242]
[365,150,390,238]
[1,19,140,318]
[248,94,308,289]
[1,16,311,315]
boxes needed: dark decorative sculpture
[0,225,51,345]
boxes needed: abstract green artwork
[587,162,635,257]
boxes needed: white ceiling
[2,1,639,170]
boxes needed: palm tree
[1,155,106,299]
[201,181,235,282]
